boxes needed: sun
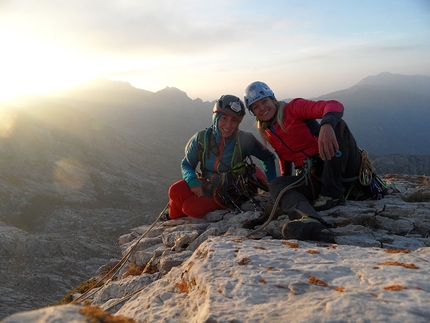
[0,33,101,102]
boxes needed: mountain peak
[356,72,430,96]
[156,86,189,98]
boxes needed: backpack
[195,128,268,211]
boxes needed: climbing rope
[246,159,314,238]
[358,149,375,186]
[103,285,148,312]
[70,202,169,304]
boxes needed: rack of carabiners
[359,149,388,200]
[217,158,263,214]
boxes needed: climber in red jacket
[244,81,363,242]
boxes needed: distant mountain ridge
[357,72,430,95]
[373,154,430,176]
[85,73,430,156]
[13,71,430,156]
[317,72,430,155]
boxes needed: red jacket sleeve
[289,98,344,129]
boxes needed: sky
[1,0,429,102]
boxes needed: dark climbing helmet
[213,94,246,119]
[244,81,276,115]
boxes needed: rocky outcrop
[2,174,430,323]
[373,155,430,176]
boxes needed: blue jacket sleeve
[181,133,202,189]
[241,131,277,182]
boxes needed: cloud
[2,0,255,56]
[363,45,419,53]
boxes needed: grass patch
[52,278,99,305]
[78,305,139,323]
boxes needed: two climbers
[167,84,384,244]
[167,94,277,219]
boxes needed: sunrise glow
[1,0,429,102]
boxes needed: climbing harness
[70,202,169,304]
[217,156,267,214]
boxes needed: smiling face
[217,114,240,138]
[251,97,277,122]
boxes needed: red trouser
[168,179,226,219]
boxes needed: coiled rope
[358,149,375,186]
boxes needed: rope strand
[70,202,169,304]
[246,159,313,238]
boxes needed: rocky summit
[2,174,430,323]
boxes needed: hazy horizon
[1,0,429,102]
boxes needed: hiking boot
[313,195,345,211]
[281,216,335,243]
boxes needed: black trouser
[269,120,361,221]
[320,119,362,198]
[269,174,323,221]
